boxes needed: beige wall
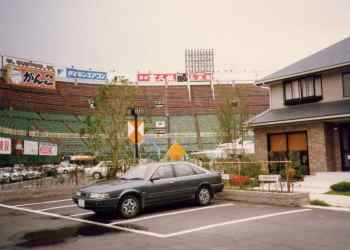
[268,69,350,110]
[321,70,349,102]
[270,81,284,109]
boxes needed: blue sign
[66,68,107,81]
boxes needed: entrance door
[340,125,350,172]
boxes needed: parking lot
[0,196,350,250]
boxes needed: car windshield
[121,164,155,180]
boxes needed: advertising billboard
[137,72,212,83]
[3,56,55,89]
[137,73,177,82]
[39,142,58,156]
[0,137,11,155]
[189,72,212,81]
[65,68,107,81]
[24,140,39,155]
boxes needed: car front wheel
[119,195,140,218]
[196,186,212,206]
[93,172,102,180]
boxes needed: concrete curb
[217,189,310,207]
[304,205,350,212]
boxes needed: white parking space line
[0,203,165,238]
[110,203,235,225]
[39,204,77,212]
[70,212,95,217]
[162,208,312,238]
[16,199,72,207]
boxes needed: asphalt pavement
[0,196,350,250]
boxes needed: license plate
[78,199,85,208]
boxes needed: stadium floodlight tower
[185,48,215,73]
[185,48,215,99]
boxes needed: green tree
[81,79,136,179]
[215,85,249,146]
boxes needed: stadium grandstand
[0,55,269,165]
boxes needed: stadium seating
[0,79,269,162]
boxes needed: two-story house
[250,37,350,175]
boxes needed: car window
[191,165,206,175]
[152,165,174,179]
[174,164,195,177]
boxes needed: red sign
[0,137,11,155]
[189,72,212,81]
[137,73,176,82]
[39,142,58,156]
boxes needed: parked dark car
[72,161,224,218]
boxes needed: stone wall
[254,122,330,174]
[217,190,310,207]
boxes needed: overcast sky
[1,0,350,80]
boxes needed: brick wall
[254,122,330,174]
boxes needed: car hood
[80,179,146,193]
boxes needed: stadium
[0,54,269,166]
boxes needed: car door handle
[169,180,176,184]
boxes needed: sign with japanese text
[39,142,58,156]
[137,73,176,82]
[24,140,39,155]
[0,137,11,155]
[4,56,55,89]
[65,68,107,81]
[189,72,212,81]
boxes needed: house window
[343,72,350,97]
[284,76,322,105]
[268,132,309,175]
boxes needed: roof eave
[256,61,350,85]
[250,113,350,127]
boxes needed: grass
[325,190,350,197]
[310,199,331,207]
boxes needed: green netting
[169,116,195,133]
[60,138,89,155]
[8,110,41,120]
[35,120,70,133]
[65,122,83,133]
[197,115,218,132]
[40,113,78,122]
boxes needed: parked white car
[56,161,78,174]
[84,161,111,179]
[9,170,24,182]
[0,172,10,184]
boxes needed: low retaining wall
[0,177,93,203]
[0,185,81,203]
[217,189,310,207]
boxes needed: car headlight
[89,192,110,199]
[76,191,81,197]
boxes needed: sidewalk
[294,172,350,208]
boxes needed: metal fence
[206,160,297,193]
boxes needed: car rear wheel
[196,186,212,206]
[93,172,102,180]
[119,195,140,218]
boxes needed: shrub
[310,199,330,207]
[240,163,261,178]
[330,181,350,192]
[230,175,250,186]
